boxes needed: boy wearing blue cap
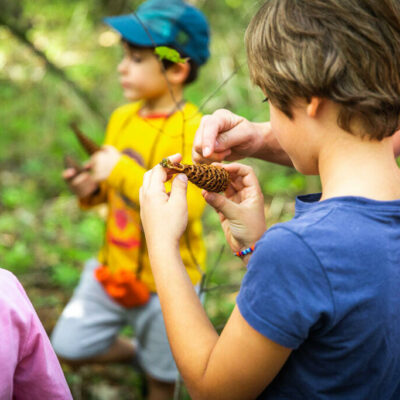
[51,1,210,398]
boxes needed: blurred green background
[0,0,319,398]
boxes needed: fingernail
[203,146,211,157]
[177,174,188,182]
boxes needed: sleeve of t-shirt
[237,226,335,349]
[78,106,125,210]
[8,275,73,400]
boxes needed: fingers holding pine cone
[160,158,229,193]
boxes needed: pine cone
[70,122,101,155]
[160,159,229,192]
[64,155,84,173]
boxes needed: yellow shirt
[81,101,206,293]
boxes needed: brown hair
[124,41,199,85]
[246,0,400,139]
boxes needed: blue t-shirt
[237,194,400,399]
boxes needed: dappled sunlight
[0,1,310,398]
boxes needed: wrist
[148,239,181,266]
[103,154,122,181]
[233,228,265,255]
[249,122,271,158]
[234,244,255,258]
[234,244,256,267]
[147,232,181,250]
[76,184,100,199]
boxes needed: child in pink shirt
[0,268,72,399]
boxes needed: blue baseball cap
[104,0,210,66]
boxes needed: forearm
[148,243,219,396]
[252,122,293,166]
[150,245,271,400]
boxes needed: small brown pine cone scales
[160,159,229,192]
[70,122,101,155]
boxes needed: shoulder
[249,225,324,279]
[109,102,141,123]
[181,102,202,128]
[0,268,34,317]
[237,226,335,348]
[0,268,36,350]
[246,210,337,292]
[0,268,26,299]
[182,102,200,117]
[105,102,142,143]
[0,267,18,283]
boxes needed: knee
[51,319,87,361]
[51,330,82,361]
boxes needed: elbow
[186,382,244,400]
[187,387,218,400]
[184,374,218,400]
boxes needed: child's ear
[307,97,323,118]
[165,62,191,85]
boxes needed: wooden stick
[69,122,101,155]
[64,155,84,174]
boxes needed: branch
[0,15,106,124]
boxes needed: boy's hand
[193,109,266,163]
[202,163,266,253]
[140,155,189,249]
[63,168,99,199]
[89,145,122,182]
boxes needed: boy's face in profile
[118,42,169,102]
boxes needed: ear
[306,97,323,118]
[165,62,191,85]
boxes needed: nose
[118,57,129,74]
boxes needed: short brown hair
[124,41,199,85]
[246,0,400,139]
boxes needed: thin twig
[202,243,225,291]
[202,283,241,294]
[0,16,106,124]
[196,62,245,115]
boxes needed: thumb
[63,169,76,180]
[203,191,238,220]
[169,174,188,206]
[83,159,93,170]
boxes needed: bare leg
[147,376,175,400]
[59,336,135,367]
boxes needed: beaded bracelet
[234,245,255,258]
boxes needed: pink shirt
[0,269,72,400]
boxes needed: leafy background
[0,0,320,398]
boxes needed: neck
[319,134,400,201]
[140,87,184,116]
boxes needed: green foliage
[0,0,320,397]
[51,263,81,288]
[0,241,31,274]
[155,46,187,64]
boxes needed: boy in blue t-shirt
[139,0,400,399]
